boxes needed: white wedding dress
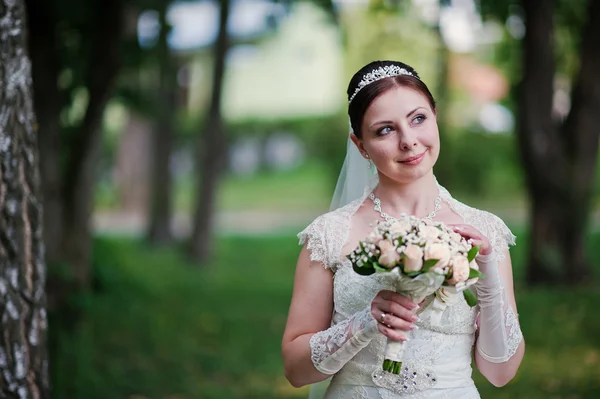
[298,184,521,399]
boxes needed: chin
[387,160,434,184]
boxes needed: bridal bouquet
[348,215,483,375]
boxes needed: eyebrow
[369,107,427,129]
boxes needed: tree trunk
[558,0,600,283]
[0,0,49,397]
[60,0,125,290]
[520,0,599,285]
[24,0,64,272]
[147,1,176,245]
[188,0,231,262]
[432,5,452,187]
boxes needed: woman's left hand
[447,224,492,256]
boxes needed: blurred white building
[139,1,345,121]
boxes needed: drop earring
[365,154,375,172]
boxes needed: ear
[350,133,369,159]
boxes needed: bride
[281,60,525,398]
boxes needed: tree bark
[188,0,231,262]
[0,0,49,397]
[147,0,176,245]
[519,0,598,285]
[60,0,125,290]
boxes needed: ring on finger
[380,312,392,328]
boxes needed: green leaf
[423,259,439,271]
[405,271,421,277]
[373,262,390,274]
[468,268,484,279]
[467,245,480,262]
[463,289,478,307]
[352,262,375,276]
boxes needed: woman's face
[352,85,440,185]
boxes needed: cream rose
[420,225,440,241]
[389,219,411,236]
[403,244,424,272]
[448,255,470,284]
[449,232,463,244]
[378,239,400,268]
[424,243,451,268]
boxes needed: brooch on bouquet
[347,215,483,375]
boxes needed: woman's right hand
[371,290,420,342]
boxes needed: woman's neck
[371,171,440,219]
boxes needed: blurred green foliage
[50,229,600,398]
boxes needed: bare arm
[474,248,525,386]
[281,245,336,387]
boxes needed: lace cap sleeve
[298,214,333,270]
[482,211,516,261]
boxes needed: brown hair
[347,61,436,138]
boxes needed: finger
[380,300,418,323]
[449,225,478,238]
[377,323,410,342]
[382,311,418,331]
[388,292,419,310]
[450,224,487,242]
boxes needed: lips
[399,151,426,165]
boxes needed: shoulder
[445,195,516,259]
[297,200,361,270]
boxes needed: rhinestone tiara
[348,65,417,103]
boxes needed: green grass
[51,230,600,399]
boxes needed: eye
[376,125,394,136]
[412,114,426,125]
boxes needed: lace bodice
[298,185,518,399]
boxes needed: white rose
[378,239,400,268]
[447,255,470,284]
[403,244,424,272]
[389,219,412,236]
[420,225,440,241]
[424,243,451,269]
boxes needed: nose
[398,130,418,151]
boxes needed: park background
[2,0,600,398]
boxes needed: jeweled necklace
[368,192,442,223]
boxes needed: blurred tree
[479,0,595,284]
[0,0,49,396]
[188,0,231,262]
[25,0,126,301]
[517,0,600,284]
[147,0,177,245]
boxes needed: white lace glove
[474,253,523,363]
[309,306,379,374]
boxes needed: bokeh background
[11,0,600,397]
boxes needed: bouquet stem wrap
[381,269,445,374]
